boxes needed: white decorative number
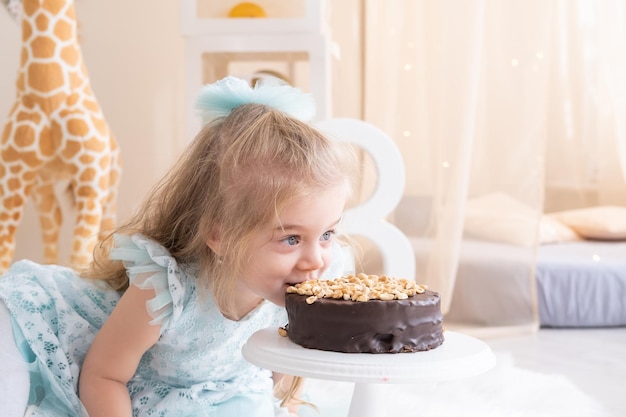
[316,118,416,280]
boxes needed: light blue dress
[0,234,287,417]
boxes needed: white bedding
[408,237,626,328]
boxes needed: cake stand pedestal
[242,328,496,417]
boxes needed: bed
[359,196,626,328]
[407,237,626,328]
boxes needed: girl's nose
[298,244,325,271]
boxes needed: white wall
[0,0,186,264]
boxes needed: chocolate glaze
[285,289,444,353]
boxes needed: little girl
[0,76,356,417]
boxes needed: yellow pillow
[549,206,626,240]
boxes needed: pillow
[549,205,626,240]
[538,215,581,244]
[463,192,580,246]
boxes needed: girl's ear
[205,228,221,255]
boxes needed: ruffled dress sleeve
[109,234,186,333]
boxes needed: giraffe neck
[18,0,88,110]
[21,0,78,43]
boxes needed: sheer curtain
[347,0,626,334]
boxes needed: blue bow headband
[195,76,316,124]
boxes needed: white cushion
[549,205,626,240]
[464,192,580,246]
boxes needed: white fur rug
[300,353,609,417]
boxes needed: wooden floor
[484,327,626,417]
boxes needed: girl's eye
[282,235,300,246]
[321,230,335,242]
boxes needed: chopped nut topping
[286,273,428,304]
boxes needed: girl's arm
[79,284,161,417]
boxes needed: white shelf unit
[180,0,331,140]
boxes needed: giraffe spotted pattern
[0,0,121,272]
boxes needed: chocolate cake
[284,274,444,353]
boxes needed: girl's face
[237,183,348,309]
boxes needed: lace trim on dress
[109,234,185,331]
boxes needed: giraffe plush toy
[0,0,121,273]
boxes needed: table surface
[242,328,496,384]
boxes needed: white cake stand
[242,328,496,417]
